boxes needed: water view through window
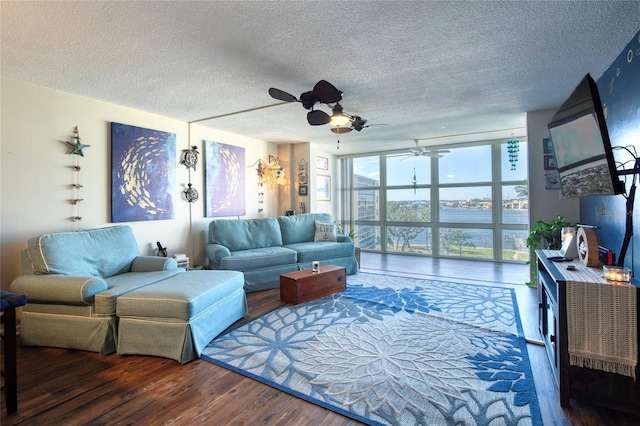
[345,140,529,262]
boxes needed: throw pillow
[314,221,337,242]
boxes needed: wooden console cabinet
[536,250,640,415]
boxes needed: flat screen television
[547,73,625,198]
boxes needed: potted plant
[525,215,576,286]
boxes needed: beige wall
[526,109,579,228]
[0,77,282,289]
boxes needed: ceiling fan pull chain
[413,157,417,194]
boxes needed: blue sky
[353,142,528,201]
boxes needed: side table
[280,265,346,304]
[1,290,27,415]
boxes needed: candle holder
[602,265,632,283]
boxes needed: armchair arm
[10,274,107,305]
[337,235,353,244]
[204,243,231,269]
[130,256,178,272]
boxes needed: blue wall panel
[580,30,640,273]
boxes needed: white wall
[309,146,337,217]
[0,77,278,289]
[526,109,579,227]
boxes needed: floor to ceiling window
[340,139,528,263]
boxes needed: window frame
[339,139,529,263]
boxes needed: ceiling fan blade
[307,110,331,126]
[351,117,367,131]
[268,88,298,102]
[313,80,342,103]
[422,150,449,158]
[358,123,388,131]
[330,127,353,134]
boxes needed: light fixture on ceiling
[330,103,350,127]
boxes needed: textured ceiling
[1,1,638,155]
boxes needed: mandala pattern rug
[201,273,542,425]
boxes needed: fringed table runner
[558,259,637,379]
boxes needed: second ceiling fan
[399,140,450,159]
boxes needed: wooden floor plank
[2,253,639,425]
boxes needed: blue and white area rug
[202,273,542,425]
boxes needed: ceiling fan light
[330,103,350,127]
[331,116,350,127]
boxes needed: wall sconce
[251,155,287,185]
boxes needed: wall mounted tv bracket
[615,153,640,267]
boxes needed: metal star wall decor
[65,126,91,156]
[64,126,88,227]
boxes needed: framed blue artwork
[204,141,246,217]
[111,122,176,222]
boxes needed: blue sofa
[205,213,358,292]
[10,225,248,363]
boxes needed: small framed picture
[543,137,554,154]
[545,171,561,189]
[317,175,331,201]
[544,155,557,170]
[298,184,308,196]
[316,156,328,170]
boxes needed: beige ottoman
[116,270,247,363]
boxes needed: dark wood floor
[2,253,639,425]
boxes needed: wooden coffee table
[280,265,346,304]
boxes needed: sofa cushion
[209,218,282,251]
[286,241,355,262]
[278,213,333,245]
[116,270,245,321]
[95,269,184,315]
[26,226,139,278]
[314,221,337,242]
[220,246,297,271]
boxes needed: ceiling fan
[268,80,343,126]
[269,80,384,133]
[400,140,450,160]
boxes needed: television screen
[547,74,624,198]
